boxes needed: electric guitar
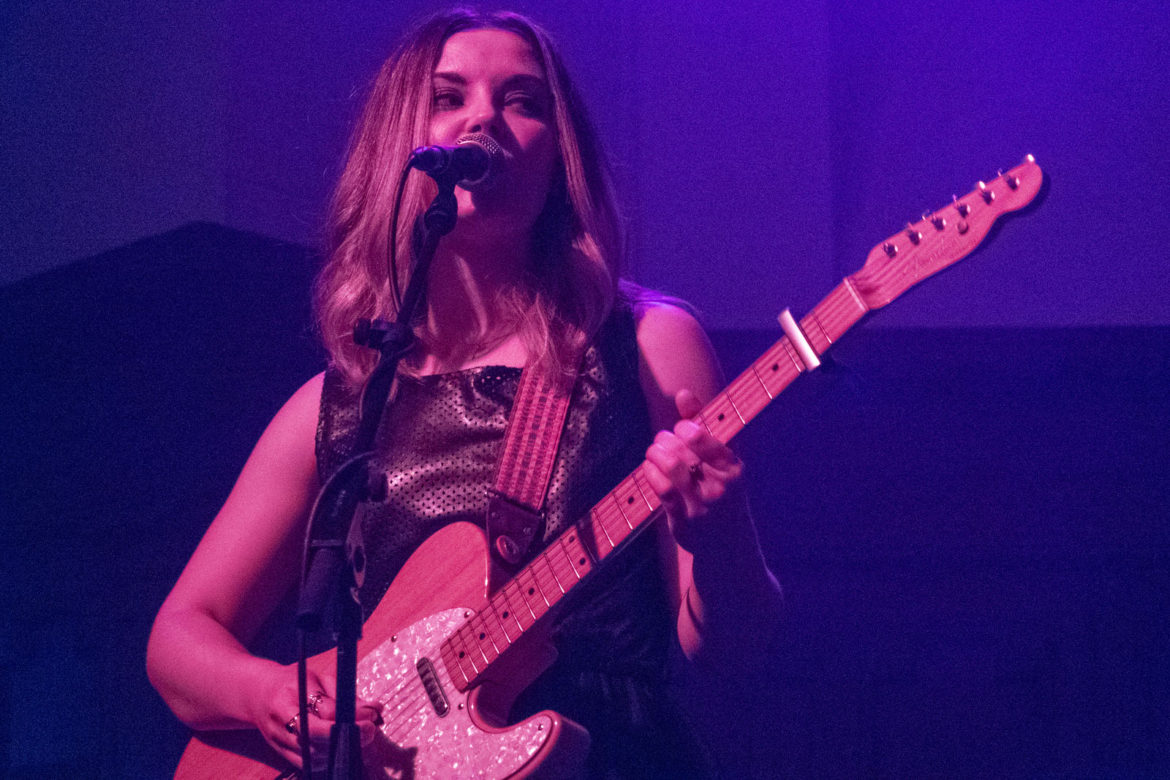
[174,156,1044,779]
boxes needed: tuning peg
[931,215,946,230]
[952,195,971,217]
[978,181,995,204]
[905,224,922,244]
[882,242,898,257]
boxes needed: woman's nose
[465,98,501,136]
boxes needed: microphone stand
[294,176,460,780]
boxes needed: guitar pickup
[417,656,450,717]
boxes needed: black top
[316,305,710,777]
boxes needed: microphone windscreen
[454,133,502,191]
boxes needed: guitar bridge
[417,656,450,717]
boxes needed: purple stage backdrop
[3,2,1169,777]
[3,1,1168,327]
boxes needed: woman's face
[429,28,560,246]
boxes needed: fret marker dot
[772,364,779,371]
[458,651,465,658]
[502,611,509,619]
[479,632,486,640]
[579,557,586,565]
[717,413,725,421]
[627,496,634,504]
[528,587,535,595]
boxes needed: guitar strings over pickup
[417,656,450,717]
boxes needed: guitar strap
[486,352,581,570]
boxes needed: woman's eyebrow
[500,73,549,91]
[432,72,548,90]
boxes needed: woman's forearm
[146,605,284,731]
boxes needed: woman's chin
[450,200,537,243]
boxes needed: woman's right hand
[251,664,384,770]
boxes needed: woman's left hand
[642,389,745,553]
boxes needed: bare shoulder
[263,371,325,447]
[634,301,724,428]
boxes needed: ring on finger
[308,690,325,717]
[284,713,300,735]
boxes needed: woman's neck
[416,238,530,372]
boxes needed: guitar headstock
[851,155,1043,309]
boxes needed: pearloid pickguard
[357,607,551,779]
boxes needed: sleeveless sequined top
[315,304,710,775]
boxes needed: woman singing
[147,9,781,777]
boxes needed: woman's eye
[506,92,544,116]
[433,90,462,110]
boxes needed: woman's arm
[146,373,379,766]
[635,303,783,663]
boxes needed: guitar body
[176,522,590,779]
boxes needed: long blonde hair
[314,9,624,384]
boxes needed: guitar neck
[438,281,867,691]
[438,155,1043,690]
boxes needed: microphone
[409,133,503,191]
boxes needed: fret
[699,394,742,442]
[612,477,651,527]
[467,612,501,660]
[518,565,550,611]
[596,500,630,547]
[841,276,868,316]
[802,282,867,350]
[802,309,832,353]
[558,538,582,580]
[456,623,489,668]
[514,565,548,614]
[608,490,635,530]
[483,606,511,652]
[781,339,804,375]
[724,390,746,425]
[630,467,660,514]
[439,644,469,688]
[500,581,533,630]
[751,343,799,399]
[536,551,567,595]
[725,372,769,422]
[694,409,715,437]
[590,507,616,557]
[747,363,773,399]
[451,648,476,687]
[485,598,516,644]
[545,540,581,586]
[561,532,594,578]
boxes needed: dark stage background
[3,0,1170,776]
[2,224,1167,777]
